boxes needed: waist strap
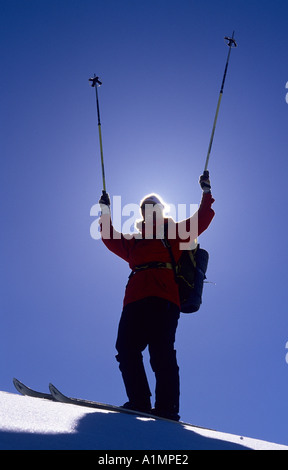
[129,261,173,279]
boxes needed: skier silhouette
[99,172,214,420]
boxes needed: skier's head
[134,193,167,237]
[140,193,165,219]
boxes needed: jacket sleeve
[175,192,215,248]
[99,213,132,263]
[197,192,215,235]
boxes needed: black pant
[116,297,180,415]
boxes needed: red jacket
[101,193,215,308]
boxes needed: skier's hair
[139,193,167,213]
[135,193,169,233]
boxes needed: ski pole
[204,32,237,172]
[89,74,107,195]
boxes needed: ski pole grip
[101,190,110,207]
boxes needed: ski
[49,383,183,424]
[13,378,178,423]
[13,378,55,401]
[49,383,214,429]
[13,378,211,430]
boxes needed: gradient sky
[1,0,288,446]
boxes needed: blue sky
[1,0,288,446]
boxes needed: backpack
[162,239,209,313]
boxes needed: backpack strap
[187,248,197,269]
[161,237,199,282]
[161,237,178,283]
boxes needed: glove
[199,170,211,193]
[99,191,111,215]
[99,190,110,207]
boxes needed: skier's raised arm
[176,171,215,247]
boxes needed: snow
[0,391,287,451]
